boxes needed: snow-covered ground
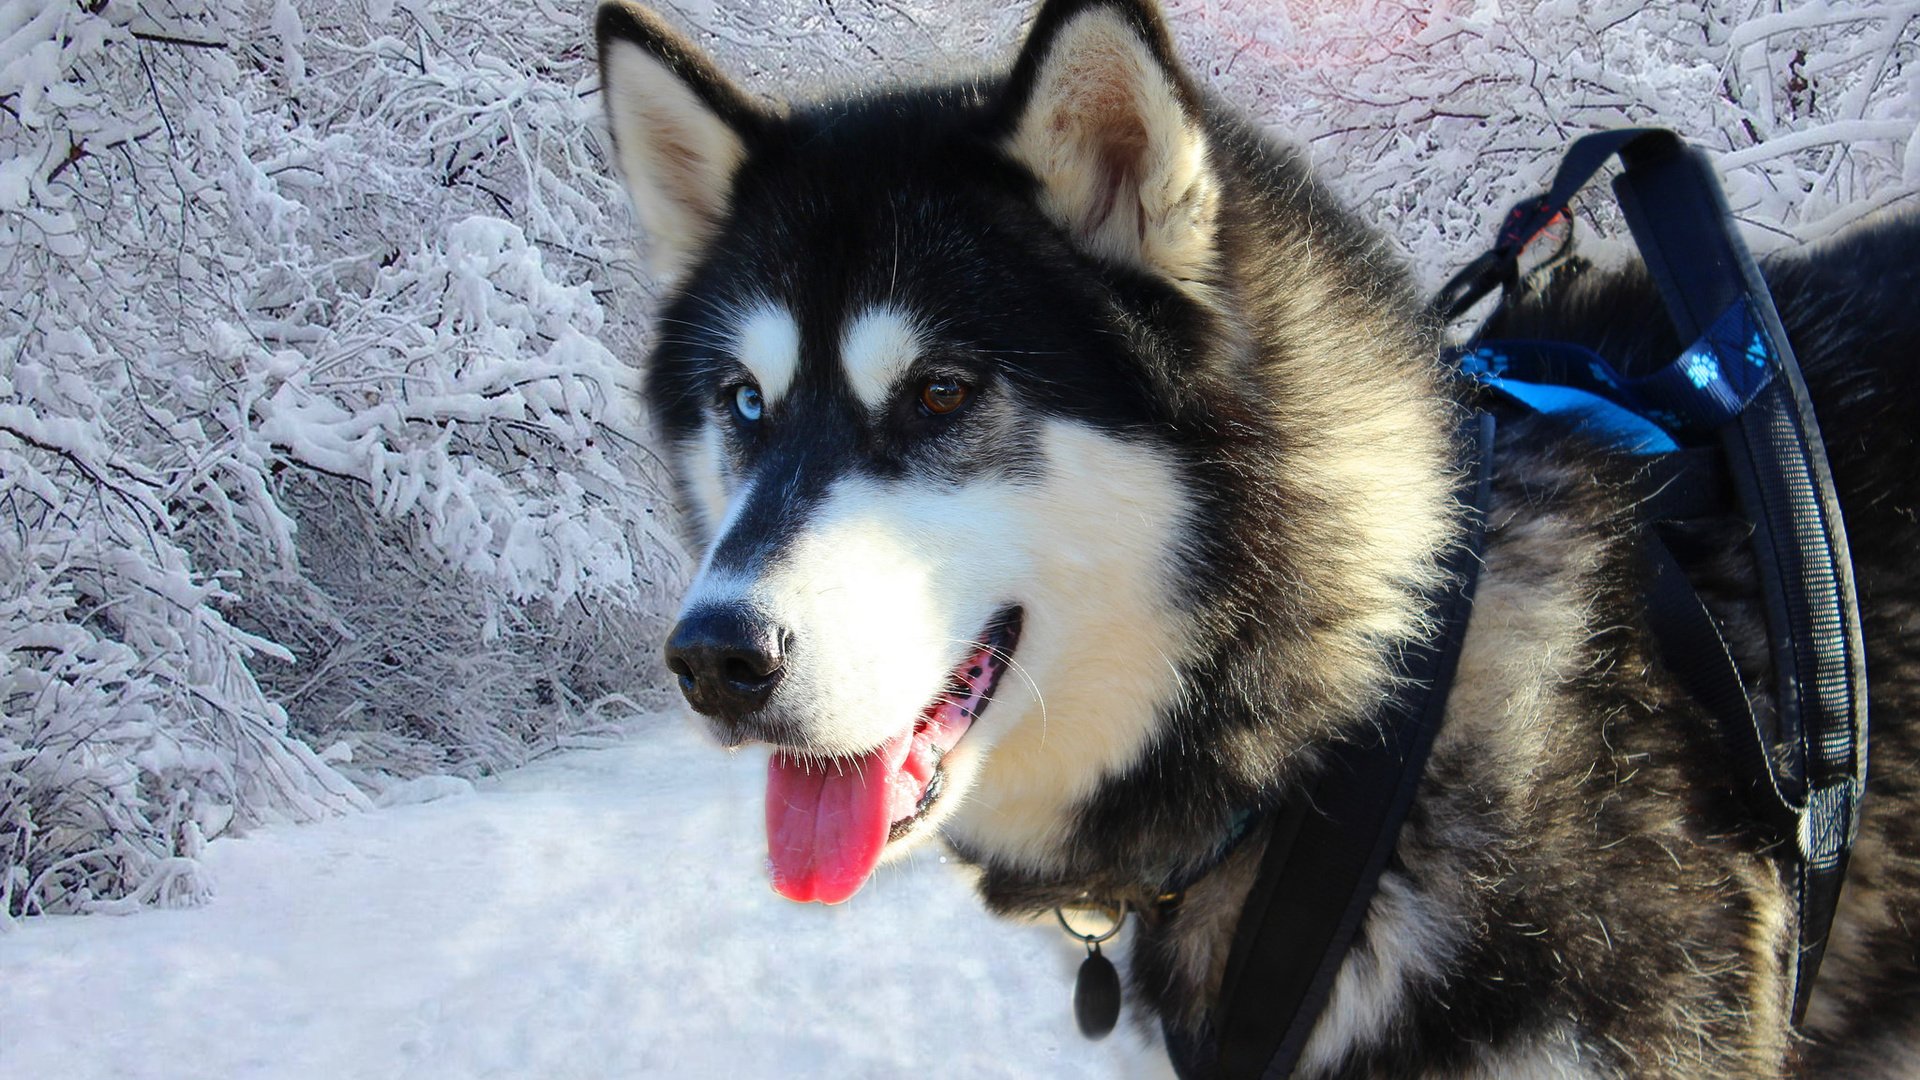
[0,716,1173,1079]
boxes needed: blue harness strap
[1458,294,1778,449]
[1458,342,1679,454]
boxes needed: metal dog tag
[1073,944,1121,1039]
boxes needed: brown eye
[919,378,969,416]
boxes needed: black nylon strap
[1642,531,1801,838]
[1189,129,1863,1080]
[1637,448,1734,523]
[1205,411,1494,1080]
[1609,132,1868,1020]
[1433,128,1665,321]
[1439,128,1865,1024]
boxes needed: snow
[0,718,1173,1079]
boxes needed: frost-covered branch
[2,0,1910,915]
[1,0,683,915]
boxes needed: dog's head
[597,0,1229,902]
[597,0,1454,905]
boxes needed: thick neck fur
[950,103,1464,1031]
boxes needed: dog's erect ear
[596,2,769,277]
[1002,0,1218,284]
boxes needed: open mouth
[764,606,1024,904]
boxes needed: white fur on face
[601,37,745,277]
[938,421,1198,869]
[670,415,1197,869]
[1006,8,1218,285]
[840,306,924,412]
[678,469,1014,757]
[733,303,801,406]
[680,422,733,543]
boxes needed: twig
[130,31,228,50]
[46,139,86,183]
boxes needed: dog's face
[598,0,1226,902]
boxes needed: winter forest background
[2,0,1915,920]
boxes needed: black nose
[663,604,787,723]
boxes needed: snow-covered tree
[2,0,1912,916]
[1,0,682,916]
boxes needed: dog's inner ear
[1005,2,1219,284]
[597,3,764,277]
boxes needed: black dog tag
[1073,944,1121,1039]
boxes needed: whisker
[972,640,1048,748]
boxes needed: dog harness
[1171,129,1868,1079]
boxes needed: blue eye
[733,384,764,422]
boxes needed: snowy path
[1,720,1172,1079]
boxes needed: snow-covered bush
[1,0,681,916]
[577,0,1916,274]
[2,0,1911,916]
[1166,0,1918,271]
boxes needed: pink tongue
[765,729,930,904]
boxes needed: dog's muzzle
[663,603,787,733]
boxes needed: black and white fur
[594,0,1920,1073]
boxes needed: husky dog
[594,0,1920,1073]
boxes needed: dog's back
[1484,220,1920,1071]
